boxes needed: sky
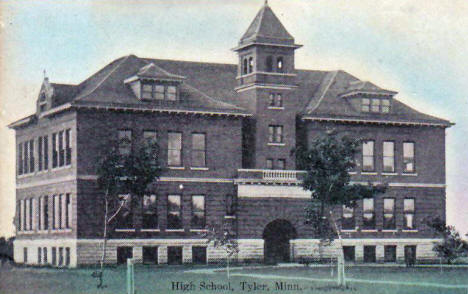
[0,0,467,238]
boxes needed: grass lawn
[0,264,467,294]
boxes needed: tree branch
[107,198,127,224]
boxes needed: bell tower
[235,2,302,170]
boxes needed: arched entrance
[263,219,297,264]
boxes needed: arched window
[248,57,253,73]
[266,56,273,72]
[277,57,284,72]
[243,58,248,75]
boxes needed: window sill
[141,229,160,232]
[115,229,136,232]
[382,229,398,232]
[51,165,72,171]
[361,229,378,232]
[402,229,418,232]
[166,229,185,232]
[402,173,418,176]
[267,107,284,110]
[190,229,208,232]
[361,172,378,175]
[18,231,35,235]
[341,229,357,232]
[51,229,72,233]
[168,166,185,170]
[382,172,398,176]
[190,167,209,171]
[224,215,236,219]
[267,143,285,147]
[348,171,357,175]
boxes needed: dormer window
[248,57,254,73]
[141,82,177,101]
[361,98,391,113]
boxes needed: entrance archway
[262,219,297,264]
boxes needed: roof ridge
[308,70,339,113]
[73,55,132,102]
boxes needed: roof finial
[265,0,268,6]
[43,69,48,80]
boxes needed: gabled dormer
[124,63,186,101]
[36,77,54,115]
[340,81,398,114]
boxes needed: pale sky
[0,0,467,238]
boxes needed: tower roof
[238,3,297,49]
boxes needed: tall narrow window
[243,58,248,75]
[371,99,381,112]
[362,140,374,171]
[58,247,64,266]
[167,195,182,230]
[65,248,70,266]
[19,200,24,231]
[38,197,42,230]
[362,198,375,230]
[66,194,72,229]
[29,139,34,173]
[361,98,370,112]
[342,205,355,230]
[43,136,48,170]
[277,159,286,170]
[17,200,22,231]
[248,57,253,73]
[403,142,415,173]
[268,125,283,143]
[142,83,153,99]
[52,247,56,265]
[118,130,132,155]
[53,195,59,230]
[382,99,390,113]
[167,86,177,101]
[25,198,30,231]
[23,248,28,263]
[276,57,283,72]
[168,132,182,167]
[276,94,283,107]
[117,194,133,229]
[65,129,71,166]
[24,141,29,173]
[383,141,395,172]
[404,198,415,229]
[18,143,23,175]
[266,159,273,170]
[43,247,48,264]
[52,133,58,168]
[155,85,165,100]
[38,137,43,171]
[266,56,273,72]
[38,247,42,264]
[58,131,64,167]
[268,93,275,107]
[22,199,27,231]
[142,195,158,229]
[191,195,205,229]
[191,133,206,167]
[383,198,395,229]
[44,196,49,230]
[60,194,66,229]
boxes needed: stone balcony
[236,169,306,185]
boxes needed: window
[143,246,158,264]
[167,195,182,229]
[382,99,390,113]
[58,247,64,266]
[154,85,165,100]
[18,143,23,175]
[53,195,60,229]
[226,194,236,216]
[403,142,415,173]
[58,131,64,166]
[38,136,49,171]
[25,198,31,231]
[60,194,66,229]
[384,245,397,262]
[383,198,395,229]
[17,201,22,231]
[277,159,285,170]
[361,98,370,112]
[266,56,273,72]
[168,132,182,166]
[143,131,157,144]
[191,133,206,167]
[248,57,253,73]
[383,141,395,172]
[43,247,48,264]
[276,57,283,72]
[118,130,132,156]
[23,247,28,263]
[167,246,182,265]
[117,194,133,229]
[52,247,57,266]
[243,58,248,75]
[364,245,376,263]
[24,140,29,173]
[371,99,381,113]
[167,86,177,101]
[65,130,71,166]
[192,247,207,264]
[342,205,355,230]
[362,198,375,229]
[268,93,283,108]
[343,246,355,262]
[65,247,70,266]
[38,247,42,264]
[404,198,415,229]
[117,247,133,264]
[65,194,72,229]
[142,195,158,229]
[52,133,58,168]
[266,159,273,170]
[28,140,34,173]
[37,197,41,230]
[362,140,374,171]
[22,199,27,231]
[43,196,49,230]
[268,125,283,143]
[142,83,153,99]
[191,195,205,229]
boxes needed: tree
[427,217,468,264]
[93,139,162,288]
[203,225,239,279]
[297,130,386,287]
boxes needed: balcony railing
[237,169,305,183]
